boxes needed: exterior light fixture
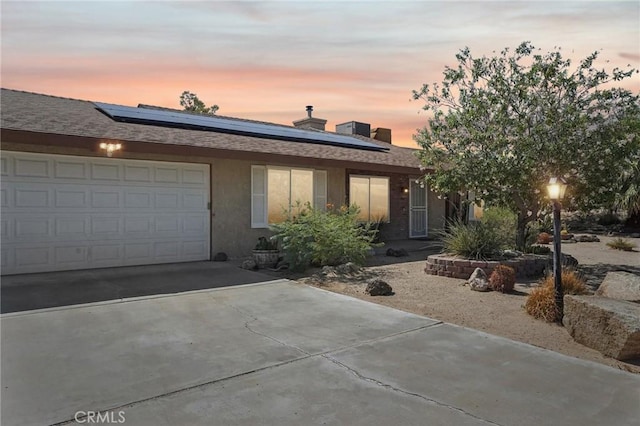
[99,142,122,157]
[403,187,409,193]
[547,177,568,322]
[547,177,567,201]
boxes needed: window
[251,166,327,228]
[349,175,389,222]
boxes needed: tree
[179,90,219,115]
[413,42,640,249]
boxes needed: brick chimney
[293,105,327,131]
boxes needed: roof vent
[306,105,313,118]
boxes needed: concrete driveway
[2,280,638,425]
[1,261,276,313]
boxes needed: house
[0,88,446,275]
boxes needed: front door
[409,180,428,238]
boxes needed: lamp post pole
[552,200,563,322]
[547,177,567,323]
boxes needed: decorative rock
[502,249,522,258]
[366,279,394,296]
[575,234,601,243]
[563,295,640,360]
[596,271,640,303]
[468,268,489,292]
[241,259,257,270]
[335,262,362,275]
[213,252,228,261]
[386,248,409,257]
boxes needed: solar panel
[93,102,389,152]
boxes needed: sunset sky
[2,0,639,148]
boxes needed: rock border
[424,254,547,279]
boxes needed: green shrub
[440,220,502,260]
[481,206,516,250]
[270,203,379,272]
[489,265,516,293]
[524,245,551,255]
[606,237,637,252]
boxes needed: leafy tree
[179,90,219,114]
[413,42,640,248]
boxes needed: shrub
[524,270,588,322]
[270,203,379,272]
[440,220,502,260]
[489,265,516,293]
[597,212,621,226]
[536,232,552,244]
[606,237,637,252]
[524,245,551,255]
[481,206,516,249]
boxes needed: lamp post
[547,177,567,323]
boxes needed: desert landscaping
[287,236,640,373]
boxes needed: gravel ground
[296,235,640,373]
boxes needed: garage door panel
[56,189,88,208]
[55,160,87,179]
[1,156,8,175]
[183,241,208,257]
[91,163,121,181]
[2,152,210,274]
[124,165,152,182]
[55,246,89,265]
[15,246,50,267]
[15,188,50,208]
[15,157,50,178]
[92,245,122,263]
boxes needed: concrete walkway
[2,280,638,425]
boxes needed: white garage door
[1,151,210,275]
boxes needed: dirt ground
[295,236,640,373]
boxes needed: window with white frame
[251,166,327,228]
[349,175,390,222]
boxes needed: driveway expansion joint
[321,354,504,426]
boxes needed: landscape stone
[595,271,640,303]
[563,295,640,360]
[366,279,394,296]
[575,234,600,243]
[335,262,362,275]
[241,259,257,270]
[386,248,409,257]
[468,268,489,292]
[213,252,228,261]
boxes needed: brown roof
[1,88,422,172]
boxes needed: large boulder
[596,271,640,303]
[366,279,394,296]
[563,295,640,360]
[468,268,489,292]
